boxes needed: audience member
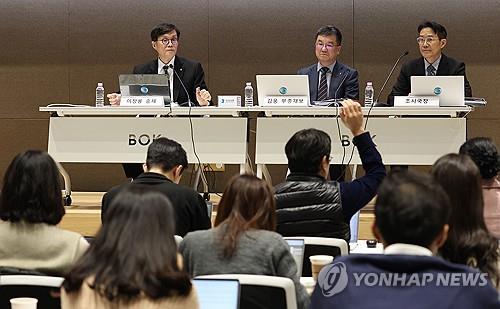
[62,186,198,309]
[274,100,386,242]
[0,150,88,275]
[432,153,499,288]
[101,137,211,237]
[460,137,500,238]
[180,174,310,309]
[310,171,500,309]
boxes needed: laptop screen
[256,75,310,106]
[192,278,240,309]
[285,238,305,276]
[118,74,171,104]
[410,76,465,107]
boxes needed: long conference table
[39,105,471,202]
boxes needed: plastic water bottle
[95,82,105,107]
[364,81,374,107]
[244,82,254,107]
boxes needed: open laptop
[192,278,240,309]
[256,75,310,106]
[410,76,465,107]
[119,74,171,105]
[285,238,305,276]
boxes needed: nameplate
[218,95,241,107]
[394,96,439,107]
[261,96,309,107]
[121,96,164,107]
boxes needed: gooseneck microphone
[374,51,409,105]
[169,64,194,107]
[330,69,350,107]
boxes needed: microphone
[170,64,194,107]
[329,69,350,107]
[374,51,409,106]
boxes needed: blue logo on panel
[140,86,149,94]
[433,87,442,95]
[279,87,288,95]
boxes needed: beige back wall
[1,0,499,191]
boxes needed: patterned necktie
[427,65,436,76]
[317,67,330,101]
[163,65,172,104]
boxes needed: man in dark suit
[101,137,211,237]
[107,23,211,106]
[310,171,500,309]
[387,21,472,105]
[298,25,359,181]
[298,25,359,102]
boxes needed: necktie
[427,65,436,76]
[317,67,330,101]
[163,65,172,104]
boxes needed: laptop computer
[119,74,171,105]
[285,238,305,276]
[256,75,310,106]
[410,76,465,107]
[192,278,240,309]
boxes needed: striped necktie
[317,67,330,101]
[163,65,172,104]
[427,65,436,76]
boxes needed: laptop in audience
[410,76,465,107]
[119,74,171,104]
[256,75,310,106]
[285,238,305,276]
[192,278,240,309]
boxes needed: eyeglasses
[416,36,438,45]
[316,42,339,49]
[158,38,178,46]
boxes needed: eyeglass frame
[316,41,340,50]
[416,36,441,45]
[158,38,178,46]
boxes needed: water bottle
[95,82,105,107]
[244,82,254,107]
[364,81,374,107]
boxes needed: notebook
[285,238,305,276]
[256,75,310,106]
[410,76,465,107]
[119,74,171,105]
[192,278,240,309]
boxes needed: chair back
[284,236,348,277]
[0,275,64,309]
[196,274,297,309]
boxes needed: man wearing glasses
[108,23,211,107]
[387,21,472,105]
[298,25,359,103]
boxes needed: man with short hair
[298,25,359,101]
[274,100,385,242]
[101,137,211,237]
[310,171,500,309]
[387,21,472,105]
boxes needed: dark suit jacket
[298,61,359,101]
[387,54,472,105]
[133,56,209,106]
[310,254,500,309]
[101,172,211,237]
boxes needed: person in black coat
[101,137,211,237]
[387,21,472,106]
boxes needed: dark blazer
[310,254,500,309]
[133,56,209,106]
[387,53,472,105]
[298,61,359,101]
[101,172,211,237]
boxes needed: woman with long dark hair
[180,174,309,309]
[460,137,500,238]
[0,150,88,275]
[432,153,499,287]
[61,186,198,308]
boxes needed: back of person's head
[431,153,499,285]
[459,137,500,180]
[285,128,331,175]
[146,137,188,174]
[0,150,64,225]
[417,21,447,39]
[151,23,180,41]
[63,185,191,302]
[375,170,451,248]
[315,25,342,45]
[214,174,276,258]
